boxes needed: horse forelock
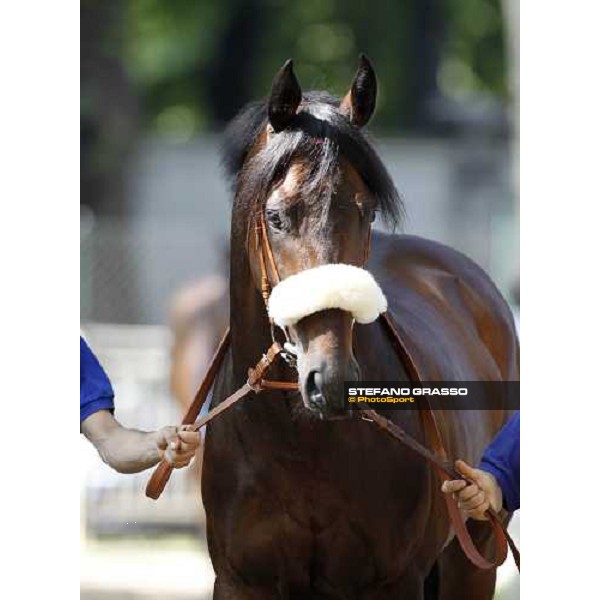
[221,92,404,231]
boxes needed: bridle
[255,210,299,370]
[145,208,520,572]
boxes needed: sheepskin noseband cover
[267,264,387,328]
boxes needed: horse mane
[221,92,403,229]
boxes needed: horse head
[227,55,402,419]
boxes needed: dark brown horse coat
[202,56,518,600]
[202,231,517,600]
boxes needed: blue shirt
[80,337,114,423]
[480,412,520,512]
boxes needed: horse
[201,55,518,599]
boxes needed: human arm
[441,412,520,519]
[81,409,199,474]
[80,336,199,473]
[441,459,503,520]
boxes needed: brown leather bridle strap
[145,328,231,499]
[178,328,231,426]
[256,219,272,305]
[259,380,300,391]
[361,406,517,570]
[145,337,293,499]
[363,224,372,265]
[371,312,520,571]
[420,400,511,570]
[258,212,281,289]
[379,311,422,381]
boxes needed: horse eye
[266,209,283,230]
[369,209,377,223]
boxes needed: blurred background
[80,0,519,598]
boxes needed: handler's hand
[154,425,199,468]
[441,459,502,521]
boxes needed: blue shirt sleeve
[480,411,520,512]
[80,337,115,423]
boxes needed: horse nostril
[306,369,326,411]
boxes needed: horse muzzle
[266,264,386,420]
[302,354,360,420]
[289,309,359,420]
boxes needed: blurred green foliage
[440,0,507,98]
[94,0,508,137]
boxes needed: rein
[145,216,520,572]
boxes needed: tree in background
[81,0,141,321]
[82,0,139,215]
[100,0,509,140]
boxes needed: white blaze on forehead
[266,161,305,207]
[267,264,387,327]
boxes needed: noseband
[145,209,520,573]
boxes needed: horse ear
[268,59,302,133]
[340,54,377,128]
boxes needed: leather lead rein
[145,335,291,500]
